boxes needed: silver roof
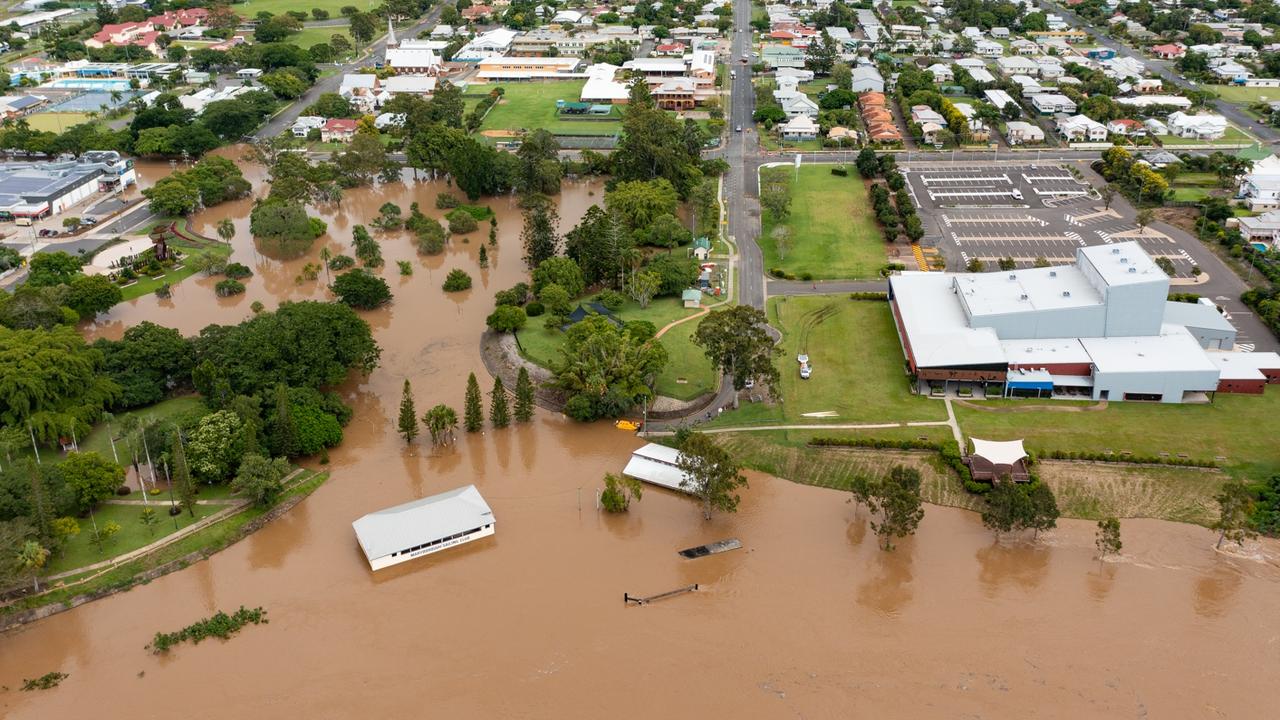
[352,485,494,561]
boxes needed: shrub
[435,192,459,209]
[525,301,545,316]
[397,260,412,276]
[799,271,813,281]
[597,289,626,311]
[224,262,253,279]
[831,166,848,177]
[446,209,478,234]
[848,292,888,301]
[215,279,245,296]
[327,254,355,270]
[155,283,171,299]
[442,269,473,292]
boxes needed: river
[1,151,1277,718]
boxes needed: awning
[970,438,1027,466]
[1051,374,1094,387]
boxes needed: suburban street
[1037,0,1280,145]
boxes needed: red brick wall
[1217,379,1265,394]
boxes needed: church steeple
[387,17,396,47]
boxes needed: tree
[26,251,82,287]
[443,269,473,292]
[422,404,458,446]
[464,373,484,433]
[531,257,585,298]
[171,429,196,517]
[349,11,377,43]
[1213,482,1257,549]
[759,177,792,221]
[553,316,668,421]
[61,452,124,514]
[397,379,418,444]
[514,367,534,422]
[1026,482,1060,539]
[51,516,80,549]
[489,377,510,429]
[981,481,1032,537]
[1135,208,1154,235]
[866,466,925,550]
[185,410,245,484]
[1100,185,1115,210]
[270,383,301,459]
[855,148,879,178]
[231,453,290,507]
[216,218,236,244]
[600,472,643,512]
[139,506,158,536]
[626,271,661,309]
[605,179,680,230]
[693,306,781,399]
[332,268,392,309]
[1095,517,1122,559]
[486,305,527,333]
[677,432,747,520]
[65,274,122,318]
[771,225,792,260]
[16,539,49,591]
[831,61,852,91]
[521,200,561,269]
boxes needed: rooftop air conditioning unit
[1112,247,1120,254]
[1049,270,1057,277]
[1128,267,1137,273]
[1062,291,1070,297]
[1009,273,1016,279]
[1019,294,1028,300]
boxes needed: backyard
[515,296,718,401]
[1159,126,1254,147]
[1168,171,1230,203]
[474,81,623,137]
[759,166,887,280]
[292,25,353,51]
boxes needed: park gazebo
[967,438,1031,482]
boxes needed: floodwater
[2,149,1279,718]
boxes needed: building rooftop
[1079,326,1220,374]
[1206,350,1280,380]
[890,272,1006,368]
[351,485,494,562]
[955,265,1103,318]
[1000,337,1092,367]
[1079,242,1167,287]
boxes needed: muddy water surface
[2,155,1278,718]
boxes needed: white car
[800,363,812,379]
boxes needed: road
[254,10,444,139]
[727,0,764,312]
[1037,0,1280,145]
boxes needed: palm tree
[319,247,332,284]
[216,218,235,245]
[422,404,458,446]
[16,540,49,592]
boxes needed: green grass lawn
[475,81,622,136]
[759,135,824,152]
[1209,85,1280,104]
[516,297,718,401]
[954,390,1280,482]
[119,236,233,302]
[76,396,207,461]
[710,297,947,427]
[292,24,352,51]
[26,112,90,132]
[1171,187,1212,202]
[46,502,223,575]
[231,0,356,17]
[760,165,887,280]
[1159,126,1253,146]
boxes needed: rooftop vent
[1128,266,1137,273]
[1008,273,1016,280]
[1062,290,1071,297]
[1049,270,1057,277]
[1120,257,1129,264]
[1112,247,1121,254]
[1019,294,1028,300]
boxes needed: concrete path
[643,420,951,437]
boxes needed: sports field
[475,80,623,136]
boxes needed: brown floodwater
[2,150,1279,718]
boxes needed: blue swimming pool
[46,78,134,91]
[1251,242,1270,252]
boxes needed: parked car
[81,217,97,225]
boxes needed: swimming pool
[45,90,143,112]
[46,78,134,91]
[1251,242,1270,252]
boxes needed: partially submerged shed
[352,485,495,571]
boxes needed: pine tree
[272,383,300,458]
[398,379,418,444]
[490,377,510,428]
[464,373,484,433]
[478,245,489,268]
[171,429,196,518]
[514,367,535,422]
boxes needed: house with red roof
[653,41,687,57]
[1151,43,1185,59]
[461,4,493,20]
[148,8,208,30]
[1106,118,1146,136]
[321,118,358,143]
[85,22,161,54]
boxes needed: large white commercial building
[352,485,495,571]
[0,151,135,222]
[888,242,1280,402]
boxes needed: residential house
[291,116,325,138]
[782,93,819,118]
[953,102,989,142]
[911,104,945,126]
[1037,61,1065,80]
[1144,118,1170,136]
[1167,111,1228,139]
[1011,75,1043,95]
[967,67,996,85]
[975,39,1004,57]
[1056,114,1109,141]
[1107,118,1146,136]
[1004,120,1045,145]
[1151,43,1185,59]
[996,56,1040,76]
[1237,209,1280,241]
[340,74,380,113]
[653,41,687,56]
[983,89,1017,110]
[860,92,903,143]
[1135,78,1163,93]
[851,65,885,93]
[991,27,1010,38]
[761,44,806,69]
[321,118,358,143]
[780,115,818,140]
[926,63,953,83]
[1031,93,1076,114]
[919,121,945,144]
[1010,38,1039,55]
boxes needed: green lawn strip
[952,389,1280,481]
[118,237,232,301]
[3,471,327,618]
[1159,127,1253,146]
[292,24,352,50]
[1171,187,1212,202]
[476,80,622,136]
[1172,172,1222,187]
[713,297,946,426]
[25,113,90,133]
[515,297,715,400]
[76,396,206,459]
[46,502,224,575]
[1207,85,1280,104]
[760,165,887,280]
[234,0,355,15]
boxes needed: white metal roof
[1161,300,1235,333]
[1206,351,1280,380]
[622,443,695,494]
[352,485,494,561]
[1078,241,1167,288]
[1081,326,1220,374]
[1001,337,1091,366]
[971,438,1027,466]
[890,273,1007,368]
[955,265,1102,318]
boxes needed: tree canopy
[554,316,668,421]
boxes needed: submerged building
[352,485,495,571]
[888,242,1280,402]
